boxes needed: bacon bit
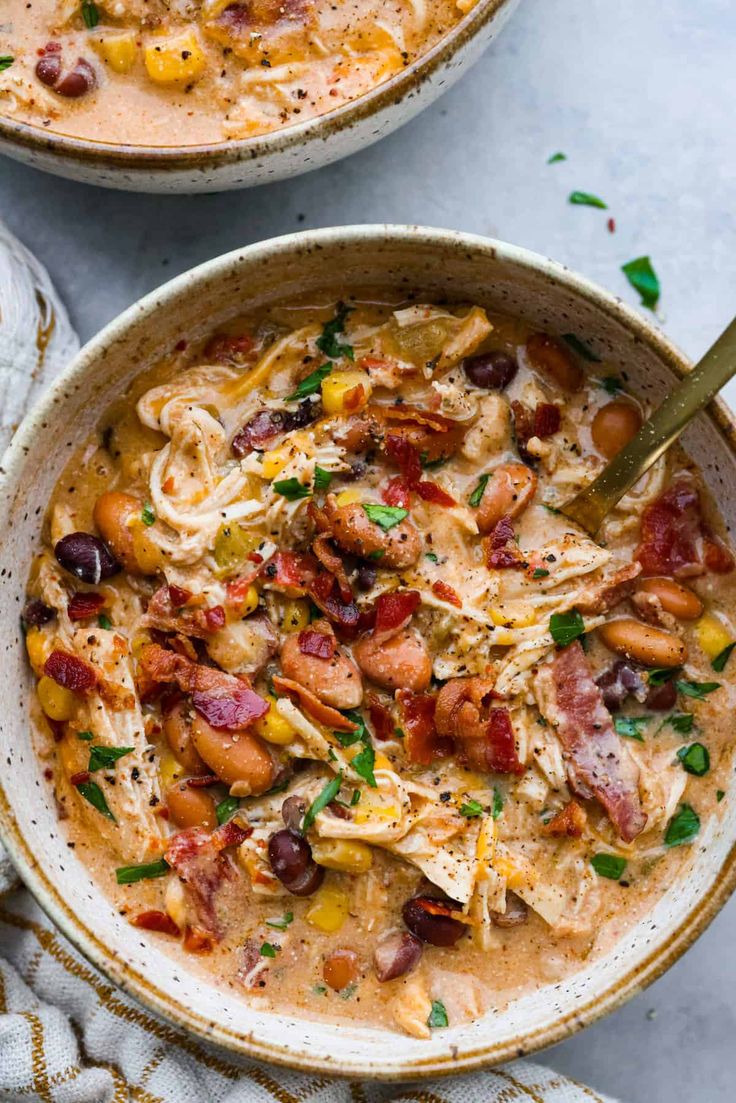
[416,481,456,507]
[271,675,359,732]
[367,693,395,741]
[534,403,562,438]
[168,585,192,608]
[543,800,587,838]
[43,767,53,781]
[44,650,97,694]
[344,384,366,412]
[370,404,459,433]
[248,552,264,564]
[70,770,90,786]
[398,689,452,765]
[162,476,176,495]
[483,516,525,570]
[382,476,412,509]
[170,634,198,662]
[431,580,462,608]
[307,572,361,637]
[212,820,250,850]
[435,678,523,775]
[192,686,269,731]
[186,775,219,789]
[312,533,352,603]
[512,400,561,457]
[184,926,215,954]
[373,590,421,639]
[703,533,735,574]
[68,591,105,621]
[576,562,642,614]
[133,910,181,937]
[204,332,254,364]
[384,433,423,485]
[267,550,318,595]
[203,605,226,633]
[165,827,238,940]
[298,627,337,659]
[636,478,733,577]
[474,708,523,774]
[175,339,188,352]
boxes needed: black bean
[355,565,377,591]
[54,532,120,584]
[402,895,464,947]
[596,660,646,712]
[645,678,678,711]
[374,929,423,982]
[463,351,518,390]
[36,52,61,87]
[267,828,324,896]
[22,599,56,630]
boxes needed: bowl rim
[2,223,736,1079]
[0,0,514,171]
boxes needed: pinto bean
[402,896,465,947]
[327,501,421,569]
[374,930,423,982]
[475,463,537,534]
[166,782,217,831]
[634,578,703,621]
[191,715,276,793]
[268,829,324,896]
[93,491,158,575]
[280,630,363,709]
[281,795,307,833]
[163,700,209,775]
[56,58,96,97]
[323,949,360,991]
[525,332,583,391]
[353,628,432,693]
[598,618,687,668]
[591,401,642,459]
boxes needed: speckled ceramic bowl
[0,0,519,194]
[1,226,735,1077]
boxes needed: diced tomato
[298,627,337,659]
[432,580,462,608]
[67,591,105,621]
[133,910,181,937]
[44,650,97,693]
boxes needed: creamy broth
[25,297,736,1037]
[0,1,471,146]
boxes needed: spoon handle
[561,317,736,535]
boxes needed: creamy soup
[0,0,472,145]
[23,296,736,1037]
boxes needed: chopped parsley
[350,788,362,806]
[664,803,700,847]
[273,477,311,501]
[591,853,627,880]
[76,780,115,821]
[302,771,343,831]
[362,504,407,531]
[425,552,439,564]
[367,548,386,560]
[260,942,279,958]
[569,191,608,209]
[675,679,721,701]
[712,642,736,673]
[459,799,484,818]
[313,466,333,492]
[599,375,624,395]
[492,788,504,819]
[549,609,585,648]
[287,363,332,401]
[622,255,660,310]
[614,716,648,742]
[532,567,550,579]
[316,302,354,361]
[427,1000,449,1029]
[717,790,725,802]
[97,613,112,630]
[337,710,377,787]
[468,473,490,508]
[547,151,567,164]
[668,712,695,735]
[216,796,240,825]
[648,667,681,686]
[265,912,294,931]
[0,57,14,72]
[562,334,601,363]
[677,742,710,777]
[81,1,99,29]
[88,745,134,772]
[115,858,169,885]
[141,502,156,526]
[76,730,94,741]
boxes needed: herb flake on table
[677,742,710,777]
[569,191,608,209]
[591,853,627,880]
[622,255,660,310]
[614,716,648,741]
[712,642,736,673]
[562,333,601,362]
[427,1000,449,1029]
[664,803,700,847]
[116,858,170,884]
[547,151,566,164]
[302,771,343,831]
[273,477,311,501]
[287,363,332,401]
[362,504,407,531]
[549,609,585,647]
[76,780,115,821]
[88,745,134,772]
[316,303,354,361]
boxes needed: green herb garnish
[648,667,681,686]
[216,796,240,825]
[569,191,608,209]
[362,504,407,531]
[266,912,293,931]
[532,568,550,579]
[316,302,354,361]
[622,255,660,310]
[664,803,700,846]
[260,942,279,958]
[547,151,566,164]
[677,743,710,777]
[76,780,115,821]
[492,789,504,819]
[425,552,439,564]
[97,613,112,630]
[302,771,343,831]
[76,730,94,741]
[313,984,328,996]
[549,609,585,648]
[614,716,648,742]
[367,549,386,560]
[717,790,725,802]
[459,799,484,818]
[668,712,695,735]
[591,853,627,880]
[287,363,332,401]
[468,474,490,508]
[350,788,361,806]
[340,710,377,787]
[712,642,736,673]
[562,334,601,363]
[141,502,156,526]
[81,1,99,29]
[88,745,134,772]
[427,1000,449,1029]
[273,478,311,501]
[0,57,15,71]
[313,466,333,492]
[675,679,721,700]
[115,858,169,885]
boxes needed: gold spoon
[561,318,736,536]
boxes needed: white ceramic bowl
[2,226,735,1078]
[0,0,519,194]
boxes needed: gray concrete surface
[1,0,735,1099]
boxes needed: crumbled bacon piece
[533,403,562,438]
[312,533,352,603]
[203,605,226,632]
[512,400,562,458]
[415,481,456,507]
[44,650,97,694]
[266,550,318,595]
[212,820,250,850]
[635,478,734,578]
[67,591,105,621]
[186,775,219,788]
[70,770,90,787]
[398,689,451,765]
[298,627,337,659]
[271,675,359,732]
[373,590,421,640]
[431,580,462,608]
[133,910,181,937]
[543,800,587,838]
[184,926,215,954]
[192,686,269,731]
[384,433,423,485]
[382,476,412,509]
[483,515,525,570]
[307,572,361,637]
[204,332,254,364]
[435,678,523,775]
[367,693,395,741]
[168,585,192,608]
[165,827,239,940]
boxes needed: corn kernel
[144,28,206,86]
[92,31,138,73]
[490,602,536,629]
[354,799,399,825]
[373,752,391,771]
[305,885,349,932]
[26,628,51,676]
[230,584,260,618]
[335,489,362,508]
[695,612,733,660]
[321,370,372,416]
[253,697,295,745]
[280,599,310,633]
[158,749,184,790]
[37,675,76,722]
[261,447,290,480]
[312,838,373,874]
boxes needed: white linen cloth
[0,225,618,1103]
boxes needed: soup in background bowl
[2,226,736,1076]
